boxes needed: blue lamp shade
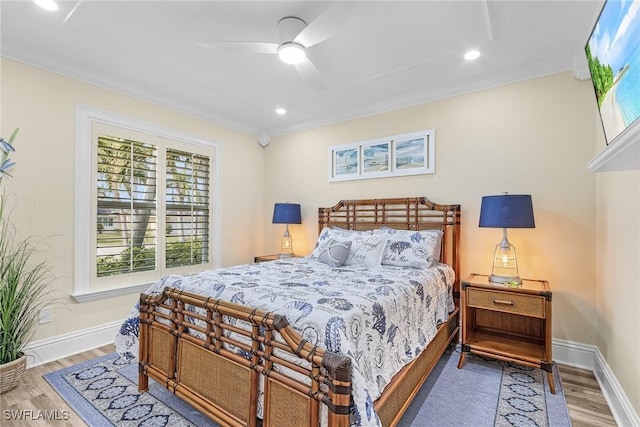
[272,203,302,224]
[479,195,535,229]
[272,203,301,258]
[479,194,535,286]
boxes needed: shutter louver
[165,148,210,268]
[96,135,157,276]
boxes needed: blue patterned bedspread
[115,257,455,426]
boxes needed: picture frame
[328,129,434,182]
[332,146,359,179]
[362,141,390,177]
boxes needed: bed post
[450,204,462,305]
[138,293,149,392]
[323,352,352,427]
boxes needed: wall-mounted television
[585,0,640,146]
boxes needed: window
[96,134,158,277]
[164,148,210,269]
[74,106,220,302]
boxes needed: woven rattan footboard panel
[178,340,251,422]
[149,326,175,378]
[265,379,312,426]
[138,288,352,427]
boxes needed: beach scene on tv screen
[586,0,640,144]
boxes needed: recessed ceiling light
[278,43,306,65]
[464,50,481,61]
[34,0,59,11]
[276,108,286,115]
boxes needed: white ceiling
[1,0,603,139]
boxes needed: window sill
[71,283,151,303]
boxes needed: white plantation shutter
[165,148,210,268]
[93,128,214,281]
[96,135,158,276]
[74,107,219,302]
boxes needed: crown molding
[3,48,578,140]
[1,50,259,138]
[268,58,576,137]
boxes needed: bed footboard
[138,287,351,427]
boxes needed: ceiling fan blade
[196,41,279,55]
[294,1,356,47]
[63,0,84,24]
[294,58,325,90]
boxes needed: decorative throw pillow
[342,232,388,268]
[311,228,373,258]
[310,227,335,258]
[317,239,352,267]
[311,228,387,268]
[380,229,443,268]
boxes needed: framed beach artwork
[332,146,359,179]
[328,130,434,182]
[585,0,640,146]
[362,141,390,177]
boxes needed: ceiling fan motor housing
[277,16,306,44]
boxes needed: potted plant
[0,129,56,393]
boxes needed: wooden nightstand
[457,273,555,394]
[254,254,281,263]
[254,254,300,263]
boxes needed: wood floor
[1,345,618,426]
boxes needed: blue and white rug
[43,346,571,427]
[398,347,571,427]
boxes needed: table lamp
[272,203,302,258]
[479,194,535,285]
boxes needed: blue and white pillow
[310,227,335,258]
[378,229,443,268]
[342,232,388,268]
[311,228,388,268]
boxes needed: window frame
[73,105,222,303]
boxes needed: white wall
[264,72,598,346]
[595,165,640,417]
[0,57,265,345]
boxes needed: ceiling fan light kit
[278,42,306,65]
[34,0,59,11]
[197,2,356,91]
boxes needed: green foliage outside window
[97,246,156,276]
[96,239,204,275]
[166,239,204,268]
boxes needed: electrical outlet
[39,305,53,324]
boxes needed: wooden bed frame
[138,197,461,427]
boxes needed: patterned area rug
[43,346,571,427]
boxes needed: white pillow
[379,229,443,268]
[342,232,388,268]
[310,227,335,258]
[311,228,388,268]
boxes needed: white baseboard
[553,338,639,427]
[23,320,123,369]
[23,326,638,427]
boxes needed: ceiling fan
[197,1,355,90]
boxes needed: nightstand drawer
[467,288,545,318]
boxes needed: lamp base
[489,274,522,286]
[278,253,294,259]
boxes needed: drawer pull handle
[493,299,514,306]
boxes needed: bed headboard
[318,197,461,298]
